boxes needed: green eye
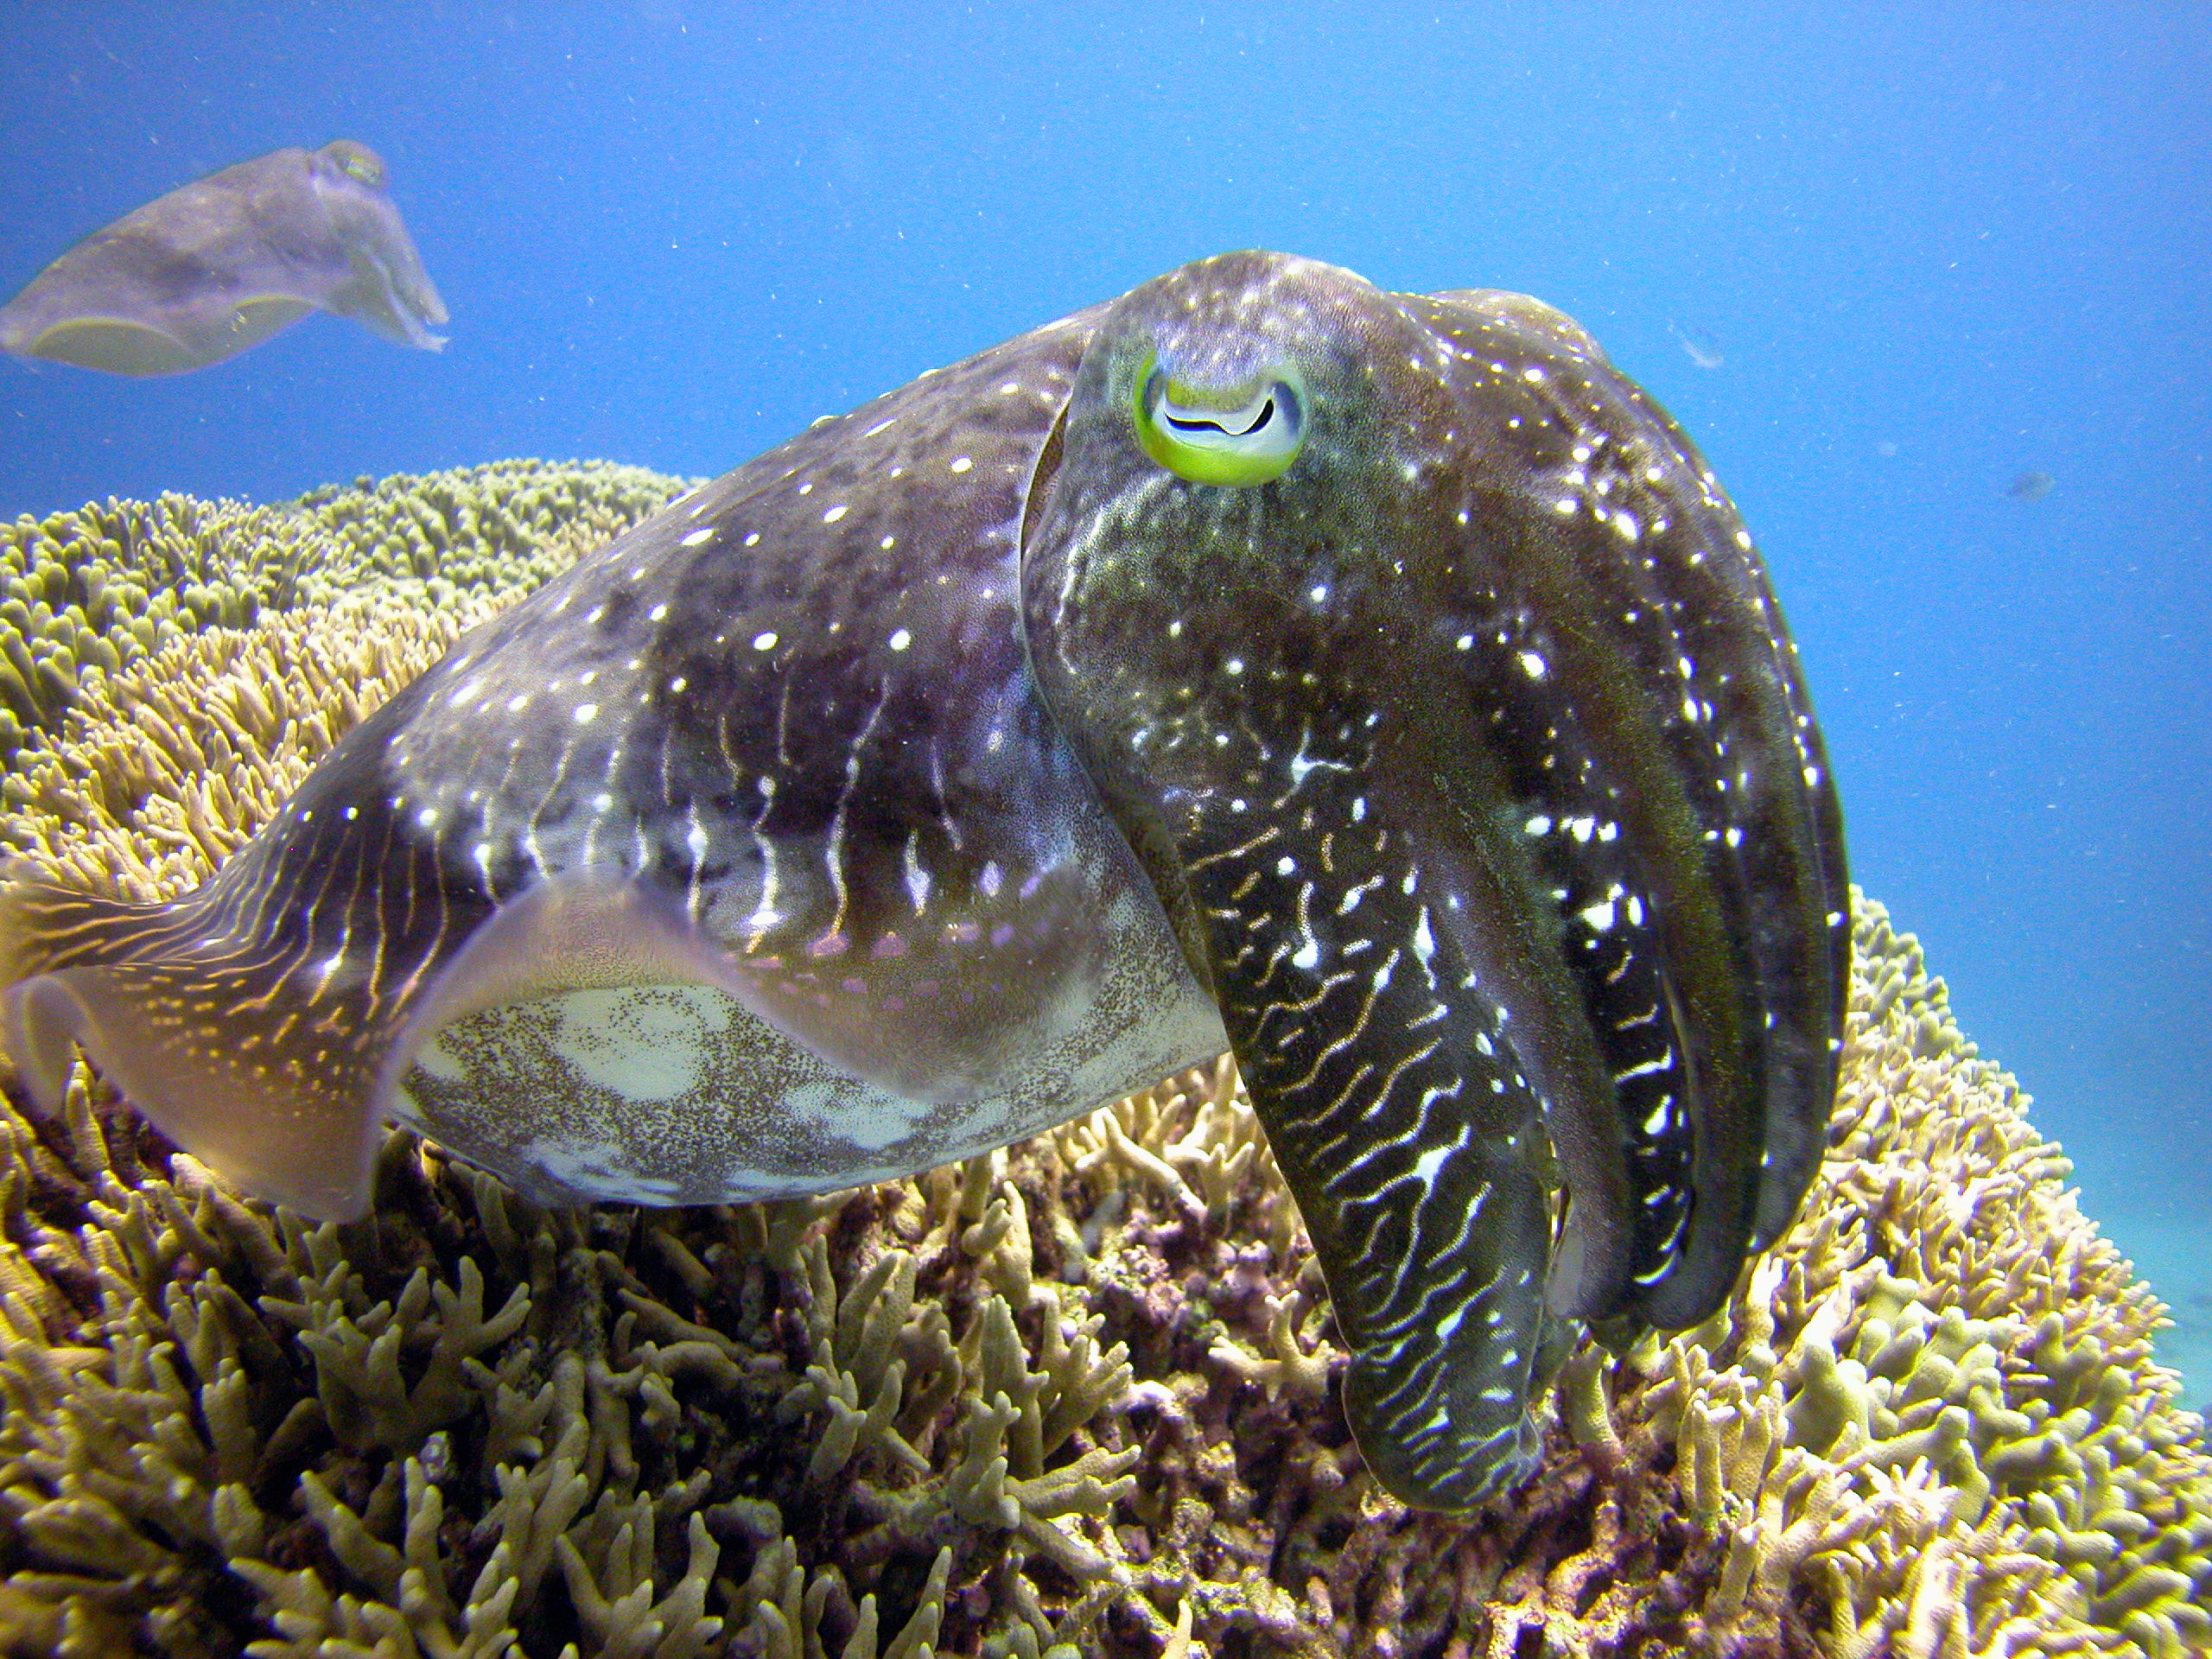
[1133,353,1306,486]
[327,143,385,187]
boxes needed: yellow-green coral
[1581,904,2212,1658]
[0,459,694,765]
[2,599,476,902]
[0,470,2205,1658]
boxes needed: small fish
[0,251,1846,1511]
[1669,321,1725,370]
[0,140,446,377]
[2009,471,2055,502]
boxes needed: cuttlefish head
[1020,251,1845,1509]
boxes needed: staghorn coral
[0,474,2206,1657]
[1580,904,2212,1659]
[0,459,695,765]
[2,599,479,904]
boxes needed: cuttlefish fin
[376,872,751,1059]
[22,296,315,377]
[0,861,753,1221]
[0,873,392,1217]
[211,296,321,355]
[21,317,204,378]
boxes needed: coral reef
[1595,906,2212,1658]
[1,468,2207,1657]
[0,459,695,765]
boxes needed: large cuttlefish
[0,252,1847,1511]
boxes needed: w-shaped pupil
[1168,396,1275,437]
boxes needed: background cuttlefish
[0,251,1847,1511]
[0,138,446,377]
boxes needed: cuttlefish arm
[1021,252,1845,1509]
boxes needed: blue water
[2,3,2206,1401]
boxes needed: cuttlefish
[0,139,446,377]
[0,252,1847,1510]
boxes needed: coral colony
[0,463,2207,1655]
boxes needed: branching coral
[0,460,693,765]
[0,471,2205,1657]
[1581,905,2212,1659]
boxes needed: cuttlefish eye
[1133,353,1306,486]
[330,143,385,187]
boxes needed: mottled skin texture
[0,139,446,376]
[1027,257,1847,1507]
[0,305,1221,1217]
[0,251,1845,1512]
